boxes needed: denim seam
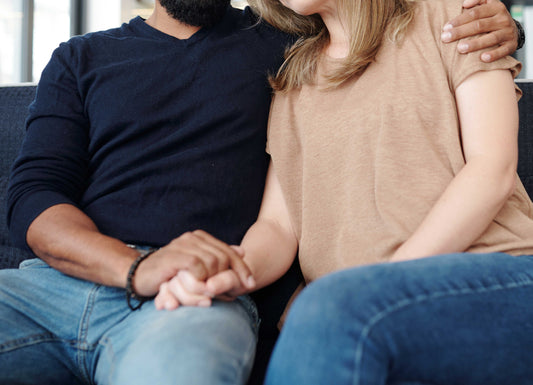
[352,279,533,385]
[77,284,101,385]
[0,332,75,353]
[238,327,258,384]
[97,337,117,385]
[236,295,260,336]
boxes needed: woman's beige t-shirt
[267,0,533,282]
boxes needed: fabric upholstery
[518,80,533,195]
[0,85,37,269]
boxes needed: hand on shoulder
[441,0,518,62]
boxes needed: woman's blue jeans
[0,258,259,385]
[265,252,533,385]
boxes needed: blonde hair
[248,0,417,91]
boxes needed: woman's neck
[321,11,350,59]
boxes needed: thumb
[230,245,245,257]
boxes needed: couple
[2,0,533,384]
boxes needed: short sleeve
[432,0,522,92]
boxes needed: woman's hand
[154,245,256,310]
[133,230,253,298]
[441,0,518,62]
[154,266,255,310]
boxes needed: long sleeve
[7,42,90,250]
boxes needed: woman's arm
[237,163,299,290]
[390,69,518,262]
[154,162,299,309]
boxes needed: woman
[155,0,533,383]
[237,0,533,383]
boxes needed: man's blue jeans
[0,258,258,385]
[265,252,533,385]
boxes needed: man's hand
[132,230,254,298]
[154,247,255,310]
[441,0,518,62]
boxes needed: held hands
[130,230,255,308]
[154,246,253,310]
[154,257,253,310]
[441,0,518,62]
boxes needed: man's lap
[0,258,258,385]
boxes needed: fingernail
[443,23,452,31]
[247,276,256,288]
[198,299,211,307]
[165,301,174,310]
[457,43,468,53]
[203,291,215,298]
[481,53,491,62]
[441,31,451,41]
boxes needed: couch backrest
[518,80,533,195]
[0,85,37,268]
[0,85,36,175]
[1,82,533,269]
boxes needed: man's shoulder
[53,18,145,63]
[63,18,140,50]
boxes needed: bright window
[0,0,248,85]
[0,0,23,84]
[33,0,70,81]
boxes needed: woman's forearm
[391,157,516,262]
[241,217,298,291]
[391,69,519,262]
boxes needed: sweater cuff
[8,190,76,251]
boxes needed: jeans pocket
[19,258,49,270]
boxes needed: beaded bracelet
[515,19,525,51]
[126,249,157,311]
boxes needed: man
[0,0,522,384]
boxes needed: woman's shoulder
[416,0,464,15]
[413,0,464,30]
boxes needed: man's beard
[159,0,231,28]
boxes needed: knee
[282,263,417,331]
[283,272,360,331]
[111,303,257,385]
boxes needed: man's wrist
[126,248,157,310]
[514,19,525,51]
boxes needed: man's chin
[159,0,231,28]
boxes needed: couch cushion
[0,176,11,246]
[0,85,37,268]
[0,244,34,269]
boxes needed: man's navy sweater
[7,7,288,249]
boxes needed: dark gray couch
[0,85,37,269]
[1,81,533,383]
